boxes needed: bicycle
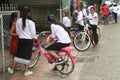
[73,18,101,51]
[29,31,76,75]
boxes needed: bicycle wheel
[56,55,74,75]
[73,32,91,51]
[29,48,41,68]
[97,27,101,40]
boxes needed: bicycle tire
[56,55,74,75]
[29,49,41,68]
[97,27,101,40]
[73,32,91,51]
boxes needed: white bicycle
[73,18,101,51]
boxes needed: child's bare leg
[49,51,59,59]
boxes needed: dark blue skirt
[14,39,33,64]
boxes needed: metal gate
[0,3,19,76]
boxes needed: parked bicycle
[29,31,76,75]
[73,18,101,51]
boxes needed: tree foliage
[90,0,102,5]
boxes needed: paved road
[79,16,120,80]
[0,14,120,80]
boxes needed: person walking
[109,4,114,21]
[8,6,37,76]
[101,4,109,25]
[62,11,71,31]
[112,3,119,23]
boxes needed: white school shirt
[112,6,119,13]
[88,13,98,25]
[16,18,37,39]
[82,8,88,17]
[62,16,71,27]
[109,6,114,13]
[51,24,71,44]
[77,11,84,26]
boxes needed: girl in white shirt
[8,6,37,76]
[62,11,71,30]
[46,15,71,71]
[46,14,71,58]
[75,6,84,31]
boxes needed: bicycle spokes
[56,55,74,75]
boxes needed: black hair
[21,6,31,30]
[90,7,95,11]
[9,12,18,29]
[48,14,70,36]
[62,11,67,16]
[80,2,83,7]
[109,4,113,7]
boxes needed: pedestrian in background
[62,11,71,31]
[109,4,114,21]
[112,3,119,23]
[75,6,84,31]
[80,4,88,17]
[8,6,37,76]
[101,4,109,25]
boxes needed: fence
[0,4,19,77]
[0,3,18,11]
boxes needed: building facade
[9,0,60,31]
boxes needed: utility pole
[59,0,62,22]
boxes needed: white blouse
[62,16,71,27]
[77,11,84,26]
[51,24,71,44]
[112,6,119,13]
[88,13,98,25]
[16,18,37,39]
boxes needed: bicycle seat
[61,46,74,51]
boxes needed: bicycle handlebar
[34,31,58,46]
[39,31,51,35]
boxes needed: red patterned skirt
[10,37,19,57]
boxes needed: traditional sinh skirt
[14,39,33,64]
[10,36,19,57]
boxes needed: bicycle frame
[83,19,94,40]
[33,38,76,65]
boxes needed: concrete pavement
[0,23,104,80]
[79,16,120,80]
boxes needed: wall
[9,0,60,32]
[9,0,59,6]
